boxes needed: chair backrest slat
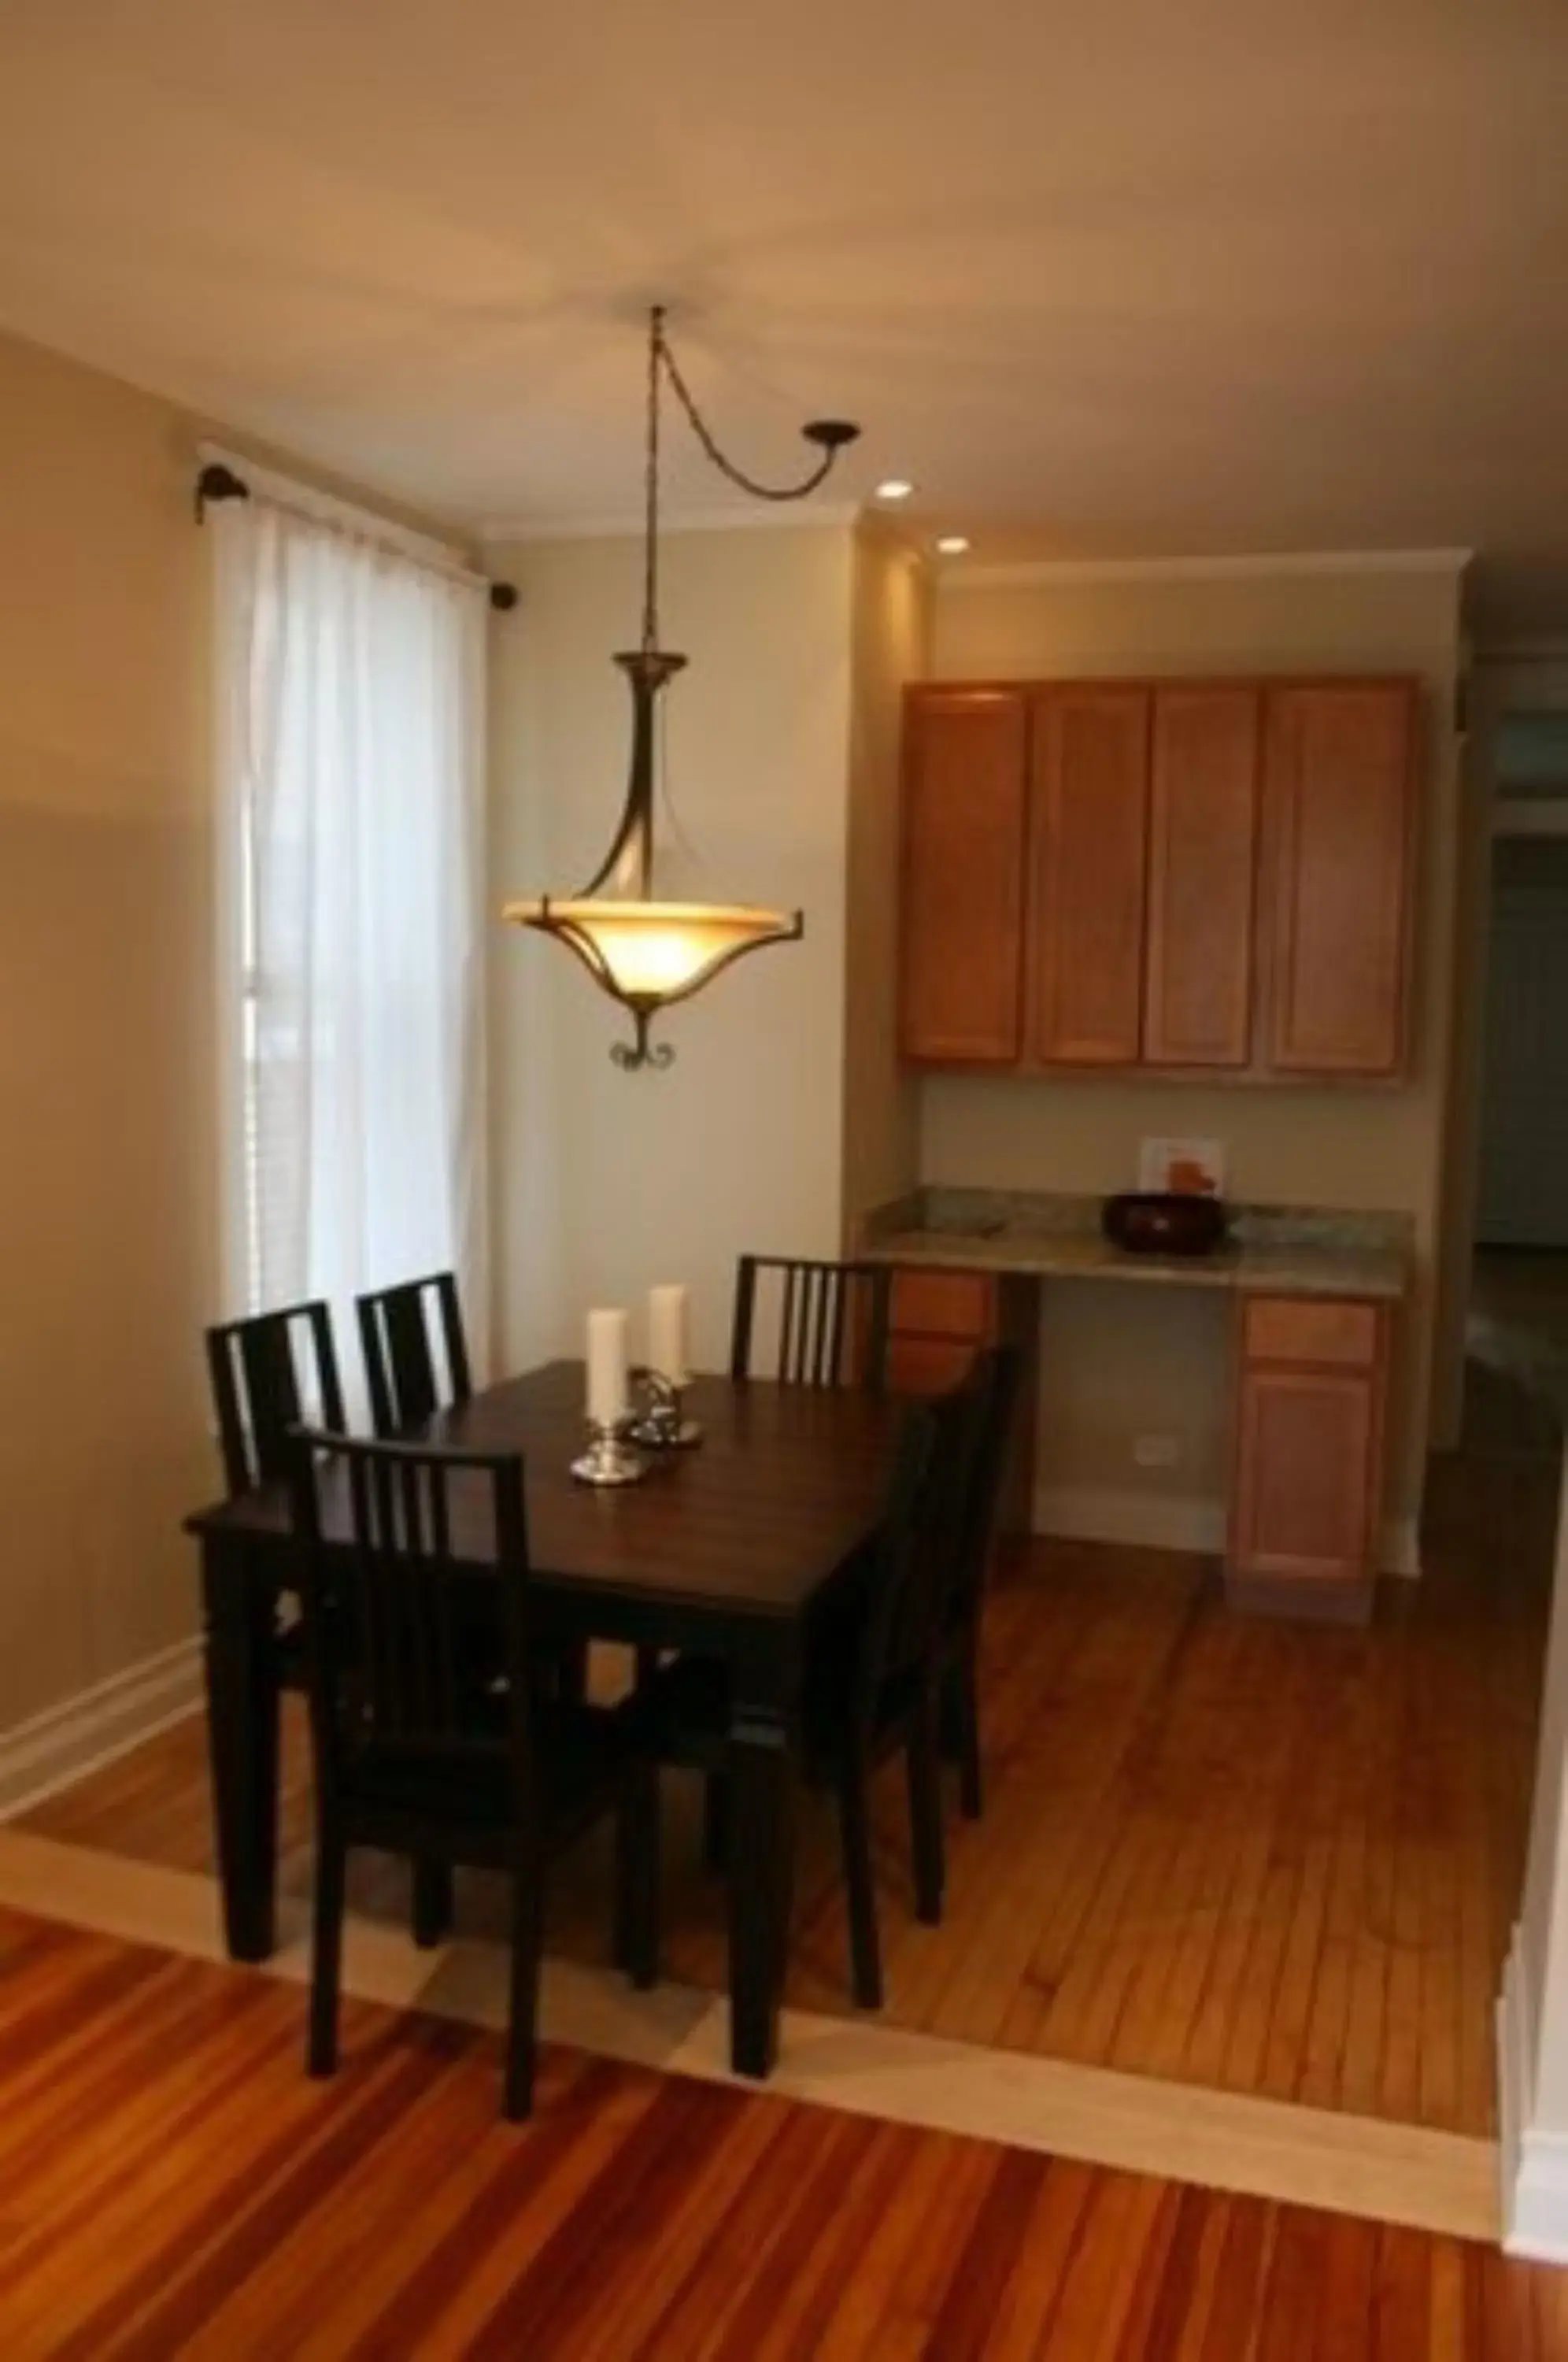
[206,1301,346,1496]
[357,1272,471,1438]
[730,1255,892,1390]
[289,1427,534,1826]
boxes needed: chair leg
[504,1847,544,2123]
[908,1694,945,1926]
[836,1768,883,2011]
[956,1641,984,1822]
[308,1832,346,2078]
[702,1770,730,1873]
[554,1638,590,1706]
[616,1758,662,1991]
[412,1856,453,1949]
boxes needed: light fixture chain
[656,324,838,504]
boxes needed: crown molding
[479,501,863,547]
[939,549,1474,593]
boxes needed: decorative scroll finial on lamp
[502,306,860,1068]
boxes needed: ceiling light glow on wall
[936,535,971,555]
[875,478,915,502]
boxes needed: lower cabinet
[1227,1294,1389,1622]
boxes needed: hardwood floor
[0,1904,1562,2360]
[22,1375,1555,2142]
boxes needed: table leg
[726,1638,800,2079]
[202,1540,281,1962]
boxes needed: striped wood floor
[0,1905,1562,2360]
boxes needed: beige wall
[0,331,216,1729]
[0,325,470,1741]
[926,565,1465,1543]
[487,524,856,1379]
[841,527,926,1243]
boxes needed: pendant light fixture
[502,306,860,1068]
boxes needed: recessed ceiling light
[875,478,915,502]
[936,535,971,555]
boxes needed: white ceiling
[1,1,1565,633]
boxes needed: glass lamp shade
[502,893,804,1053]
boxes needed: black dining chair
[207,1300,346,1498]
[729,1254,893,1391]
[633,1379,983,2012]
[939,1346,1023,1821]
[205,1298,347,1707]
[287,1428,658,2121]
[357,1271,471,1438]
[207,1300,457,1946]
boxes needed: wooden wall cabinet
[899,690,1028,1064]
[1227,1294,1388,1623]
[1145,687,1261,1068]
[1026,688,1150,1065]
[899,676,1418,1085]
[1261,683,1416,1077]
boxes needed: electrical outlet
[1133,1433,1181,1470]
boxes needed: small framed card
[1138,1136,1226,1198]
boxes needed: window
[211,468,487,1372]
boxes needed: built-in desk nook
[864,1188,1411,1625]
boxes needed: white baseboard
[0,1635,204,1822]
[1032,1486,1423,1579]
[1496,1921,1568,2261]
[1032,1486,1227,1557]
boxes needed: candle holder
[571,1415,649,1487]
[627,1368,703,1450]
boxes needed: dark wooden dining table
[186,1358,904,2079]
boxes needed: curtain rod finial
[194,460,250,522]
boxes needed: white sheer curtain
[213,476,489,1380]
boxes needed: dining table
[185,1357,904,2079]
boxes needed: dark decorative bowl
[1101,1191,1229,1258]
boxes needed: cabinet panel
[890,1269,995,1339]
[1145,688,1260,1068]
[1231,1367,1377,1583]
[1243,1297,1380,1369]
[900,691,1029,1063]
[1263,683,1416,1077]
[1027,688,1151,1064]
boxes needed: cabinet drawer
[890,1268,995,1340]
[1244,1296,1380,1369]
[889,1335,982,1398]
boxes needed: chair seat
[344,1698,629,1842]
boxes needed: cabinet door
[1262,683,1416,1077]
[1231,1365,1377,1584]
[1145,687,1260,1068]
[899,691,1028,1063]
[1027,687,1150,1064]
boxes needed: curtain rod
[194,458,518,612]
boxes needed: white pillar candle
[648,1283,690,1388]
[585,1308,630,1428]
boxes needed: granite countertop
[861,1190,1412,1303]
